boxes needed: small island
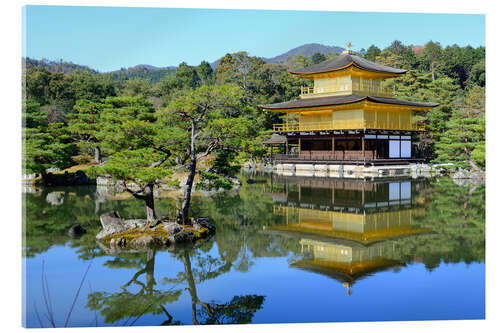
[96,211,216,249]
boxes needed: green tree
[23,101,76,179]
[162,84,251,223]
[467,59,485,88]
[197,60,214,85]
[434,87,485,169]
[311,52,326,64]
[121,77,152,97]
[364,45,381,61]
[286,54,312,70]
[158,62,201,98]
[422,41,443,81]
[67,100,105,163]
[89,96,184,221]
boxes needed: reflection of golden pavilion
[267,176,428,245]
[263,176,430,295]
[292,239,403,295]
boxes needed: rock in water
[96,211,148,239]
[168,230,194,245]
[193,217,216,232]
[73,170,89,185]
[128,235,165,248]
[163,222,183,235]
[68,224,86,237]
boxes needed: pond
[22,173,485,327]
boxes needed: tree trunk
[431,62,436,81]
[178,154,196,224]
[94,146,102,164]
[145,183,156,222]
[178,122,197,225]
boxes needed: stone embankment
[451,168,485,187]
[248,162,445,179]
[29,170,97,186]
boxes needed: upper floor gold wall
[296,108,414,131]
[301,72,394,99]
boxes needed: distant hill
[25,43,346,80]
[263,43,345,64]
[23,57,98,74]
[24,57,176,83]
[209,43,345,69]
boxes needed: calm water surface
[22,173,485,327]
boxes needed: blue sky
[23,6,485,72]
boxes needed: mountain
[208,43,345,69]
[23,57,98,74]
[263,43,345,64]
[24,43,345,79]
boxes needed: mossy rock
[99,218,215,250]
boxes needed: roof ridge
[289,53,407,75]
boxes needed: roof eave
[288,62,407,77]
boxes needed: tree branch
[119,180,147,200]
[196,139,219,159]
[149,152,171,168]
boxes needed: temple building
[260,51,439,165]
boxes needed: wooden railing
[352,82,393,98]
[272,121,426,133]
[274,151,376,161]
[300,83,393,98]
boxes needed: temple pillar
[362,136,366,162]
[332,136,335,159]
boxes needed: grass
[33,260,93,328]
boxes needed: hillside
[263,43,344,64]
[209,43,345,69]
[25,42,345,77]
[23,57,98,74]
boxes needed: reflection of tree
[163,249,264,325]
[87,249,182,326]
[393,177,485,270]
[23,186,102,257]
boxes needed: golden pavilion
[260,50,439,164]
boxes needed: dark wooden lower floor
[266,132,426,164]
[272,153,424,166]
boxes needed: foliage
[363,45,381,61]
[91,149,172,186]
[163,84,252,221]
[67,99,104,161]
[433,87,485,168]
[23,101,77,175]
[311,52,327,64]
[86,96,184,220]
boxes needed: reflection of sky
[24,242,485,327]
